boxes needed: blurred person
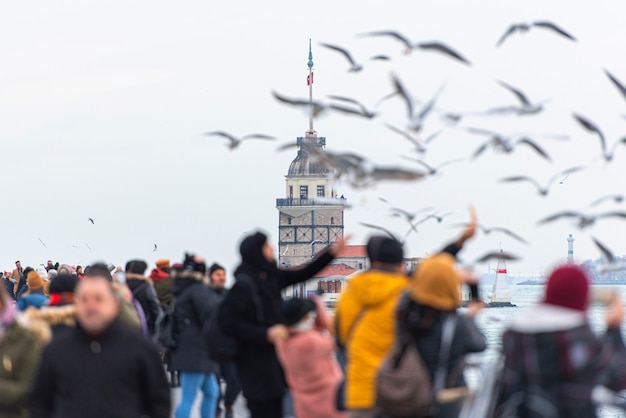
[11,261,23,297]
[219,231,347,418]
[170,254,220,418]
[209,263,241,418]
[45,260,55,272]
[76,265,84,280]
[0,285,50,418]
[496,265,626,418]
[57,264,73,276]
[17,270,49,311]
[125,259,161,336]
[3,271,15,300]
[29,264,171,418]
[275,296,346,418]
[150,259,174,309]
[14,267,32,300]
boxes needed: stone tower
[276,40,346,270]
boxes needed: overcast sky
[1,0,625,278]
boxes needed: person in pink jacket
[275,296,347,418]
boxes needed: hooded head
[543,265,589,312]
[27,271,44,291]
[410,253,460,311]
[367,236,404,266]
[237,232,276,275]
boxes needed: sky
[1,0,626,279]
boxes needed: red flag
[497,269,507,274]
[307,72,314,85]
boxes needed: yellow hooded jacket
[335,269,408,409]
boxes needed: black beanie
[209,263,225,275]
[49,274,79,294]
[125,259,148,275]
[280,298,316,326]
[367,236,404,264]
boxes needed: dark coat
[218,248,334,401]
[29,320,170,418]
[398,296,487,388]
[169,271,219,374]
[496,304,626,418]
[126,274,162,335]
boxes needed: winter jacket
[397,296,486,388]
[0,308,50,418]
[150,268,174,308]
[17,289,49,311]
[335,269,408,409]
[275,298,346,418]
[24,305,77,341]
[496,303,626,418]
[218,250,335,401]
[126,274,161,335]
[209,287,228,304]
[29,320,171,418]
[169,271,219,374]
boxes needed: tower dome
[288,148,331,177]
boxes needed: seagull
[359,30,471,64]
[592,237,626,273]
[391,74,443,132]
[319,42,389,72]
[572,113,626,162]
[466,127,551,161]
[203,131,276,150]
[281,246,289,257]
[473,251,519,264]
[499,166,584,196]
[153,244,158,252]
[84,243,93,253]
[37,237,47,249]
[537,210,626,229]
[559,174,570,184]
[497,21,576,47]
[401,156,463,176]
[487,81,547,116]
[88,218,95,225]
[326,95,378,119]
[590,194,624,207]
[273,91,331,118]
[386,123,445,154]
[359,222,399,241]
[605,70,626,116]
[452,223,528,245]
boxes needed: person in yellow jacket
[335,236,408,418]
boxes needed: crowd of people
[1,222,626,418]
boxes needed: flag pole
[307,39,314,133]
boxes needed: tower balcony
[297,136,326,147]
[276,197,347,207]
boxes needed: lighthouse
[567,234,574,264]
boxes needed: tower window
[287,217,292,225]
[300,186,308,199]
[317,185,325,197]
[331,217,334,225]
[289,186,293,198]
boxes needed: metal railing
[276,197,347,207]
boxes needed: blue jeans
[176,372,219,418]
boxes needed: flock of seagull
[205,20,626,272]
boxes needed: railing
[297,136,326,146]
[276,197,347,207]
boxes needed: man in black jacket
[218,231,348,418]
[29,264,171,418]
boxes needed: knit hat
[49,274,79,294]
[367,236,404,264]
[544,265,589,312]
[27,271,44,291]
[410,253,460,310]
[156,259,171,269]
[280,298,316,326]
[209,263,225,275]
[125,259,148,275]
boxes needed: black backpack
[208,275,264,363]
[154,300,177,350]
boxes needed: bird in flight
[88,218,95,224]
[153,244,158,252]
[538,210,626,229]
[326,95,379,119]
[359,222,400,242]
[592,237,626,273]
[319,42,389,72]
[452,222,528,245]
[84,243,93,253]
[604,70,626,116]
[590,194,624,207]
[499,166,584,196]
[488,81,547,116]
[204,131,276,150]
[496,21,576,47]
[391,74,444,133]
[466,127,552,161]
[572,113,626,162]
[359,30,471,64]
[401,156,463,176]
[37,237,47,248]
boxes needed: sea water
[469,285,626,417]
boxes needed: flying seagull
[88,218,95,225]
[401,156,463,176]
[452,223,528,245]
[153,244,158,252]
[272,91,331,118]
[391,74,444,133]
[359,222,399,241]
[604,70,626,116]
[473,251,519,264]
[466,127,552,161]
[326,95,379,119]
[497,21,576,47]
[84,242,93,253]
[204,131,275,150]
[37,237,47,249]
[592,237,626,273]
[499,166,584,196]
[359,30,471,64]
[572,113,626,162]
[487,81,547,116]
[538,210,626,229]
[319,42,389,72]
[590,194,624,207]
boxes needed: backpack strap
[433,314,458,393]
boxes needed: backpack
[208,274,264,363]
[376,312,457,417]
[154,299,177,350]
